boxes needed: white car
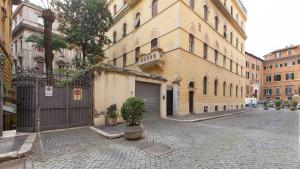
[297,103,300,110]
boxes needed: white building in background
[11,0,80,73]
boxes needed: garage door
[135,81,161,119]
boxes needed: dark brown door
[167,90,173,116]
[189,91,194,113]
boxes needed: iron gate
[0,78,3,136]
[14,70,92,132]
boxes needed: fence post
[35,76,40,133]
[66,72,69,129]
[0,77,3,136]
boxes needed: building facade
[1,0,21,89]
[105,0,247,116]
[12,1,79,73]
[262,45,300,101]
[245,52,263,99]
[1,0,21,135]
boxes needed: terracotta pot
[124,124,144,140]
[108,118,118,126]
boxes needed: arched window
[203,76,208,95]
[189,34,194,53]
[189,81,195,88]
[214,16,219,30]
[135,12,141,29]
[204,5,208,21]
[113,31,117,43]
[152,0,158,17]
[241,86,243,98]
[223,82,226,96]
[113,58,117,66]
[214,79,218,96]
[113,4,117,15]
[223,25,227,39]
[203,43,208,59]
[122,23,127,37]
[135,47,140,63]
[123,53,127,67]
[241,43,244,52]
[190,0,195,9]
[236,85,238,98]
[151,38,158,50]
[230,84,233,97]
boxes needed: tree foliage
[56,0,113,67]
[26,35,68,53]
[121,97,146,126]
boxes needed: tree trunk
[82,43,87,67]
[42,9,55,84]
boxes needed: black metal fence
[0,78,3,136]
[14,70,93,132]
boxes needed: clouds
[243,0,300,57]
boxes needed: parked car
[296,103,300,110]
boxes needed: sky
[243,0,300,57]
[26,0,300,58]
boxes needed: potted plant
[274,100,281,110]
[106,104,118,126]
[290,101,298,111]
[263,101,269,110]
[121,97,146,140]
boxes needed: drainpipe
[0,53,5,136]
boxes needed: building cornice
[13,1,43,18]
[12,19,63,38]
[211,0,247,39]
[245,52,264,61]
[263,54,300,64]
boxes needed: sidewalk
[166,109,251,122]
[0,134,36,162]
[91,109,253,139]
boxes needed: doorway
[167,89,173,116]
[189,82,195,113]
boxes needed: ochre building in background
[105,0,247,116]
[245,52,263,99]
[0,0,21,95]
[262,45,300,101]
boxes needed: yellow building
[105,0,247,116]
[1,0,21,95]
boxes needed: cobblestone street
[21,109,299,169]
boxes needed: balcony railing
[138,48,164,70]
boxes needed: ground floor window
[275,96,281,101]
[215,106,218,112]
[223,105,227,111]
[236,105,239,109]
[204,106,208,112]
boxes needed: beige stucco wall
[93,70,167,125]
[105,0,247,116]
[93,71,135,115]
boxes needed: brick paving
[24,109,299,169]
[168,108,249,121]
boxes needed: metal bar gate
[14,70,92,132]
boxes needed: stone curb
[164,110,253,122]
[0,134,36,163]
[89,126,124,139]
